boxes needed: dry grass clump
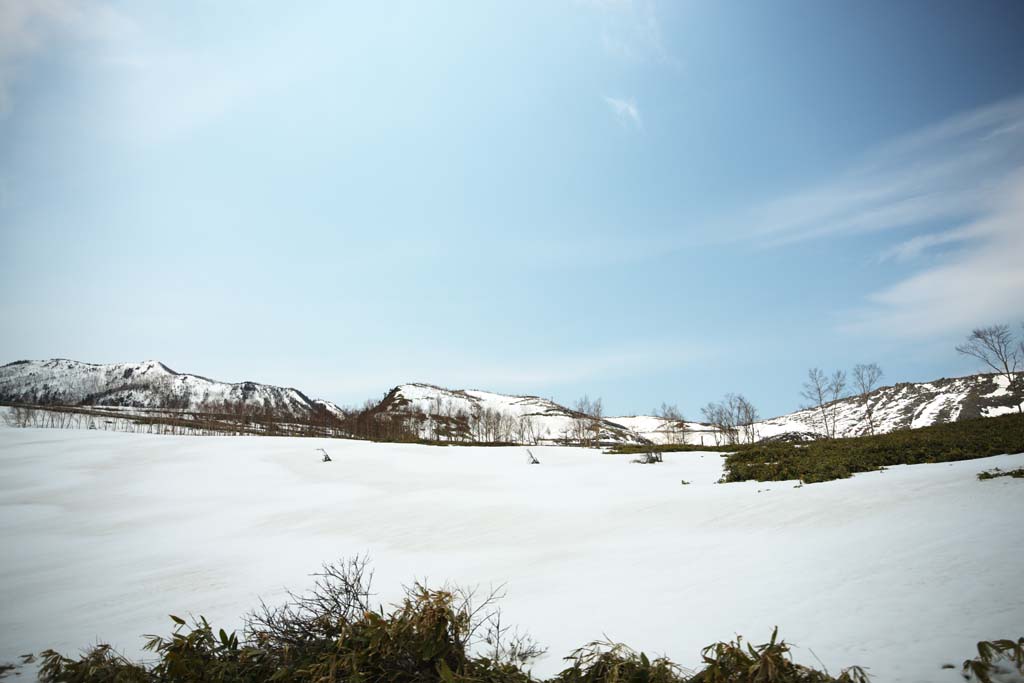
[32,557,1015,683]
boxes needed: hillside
[3,359,1020,446]
[0,359,344,422]
[755,372,1021,440]
[616,372,1022,445]
[371,383,648,445]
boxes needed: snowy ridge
[3,360,1020,445]
[754,372,1022,440]
[375,383,649,445]
[0,359,344,421]
[617,372,1023,444]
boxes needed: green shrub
[31,558,879,683]
[553,640,690,683]
[977,466,1024,480]
[37,557,538,683]
[688,628,869,683]
[40,558,1016,683]
[961,638,1024,682]
[723,413,1024,484]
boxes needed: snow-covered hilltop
[0,359,343,422]
[2,359,1020,445]
[617,372,1022,444]
[755,372,1021,440]
[368,373,1019,446]
[371,383,649,445]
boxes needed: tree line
[6,322,1019,446]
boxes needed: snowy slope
[0,422,1021,682]
[0,359,344,421]
[375,383,649,445]
[616,372,1023,444]
[3,359,1020,445]
[755,372,1022,440]
[608,415,721,446]
[388,373,1022,447]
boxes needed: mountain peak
[0,358,341,420]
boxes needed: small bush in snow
[961,638,1024,682]
[977,466,1024,480]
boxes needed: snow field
[0,424,1021,682]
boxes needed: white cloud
[604,95,642,129]
[0,0,133,116]
[730,95,1024,246]
[0,2,344,142]
[698,94,1024,339]
[842,170,1024,338]
[877,226,975,263]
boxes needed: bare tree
[956,324,1023,413]
[852,363,883,435]
[655,402,688,444]
[735,395,759,444]
[571,395,603,447]
[589,396,603,446]
[518,415,542,445]
[801,368,846,438]
[801,368,831,438]
[701,401,733,445]
[826,369,847,437]
[701,393,758,445]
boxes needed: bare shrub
[957,323,1023,414]
[852,363,883,435]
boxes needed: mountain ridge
[0,358,344,422]
[1,358,1020,445]
[369,382,647,444]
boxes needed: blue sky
[1,1,1023,418]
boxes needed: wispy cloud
[0,0,132,117]
[581,0,679,68]
[842,170,1024,338]
[0,2,339,142]
[706,94,1024,338]
[604,95,642,129]
[729,95,1024,247]
[877,226,975,263]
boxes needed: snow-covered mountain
[755,372,1021,440]
[617,372,1023,444]
[0,359,344,421]
[3,359,1019,445]
[372,383,649,445]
